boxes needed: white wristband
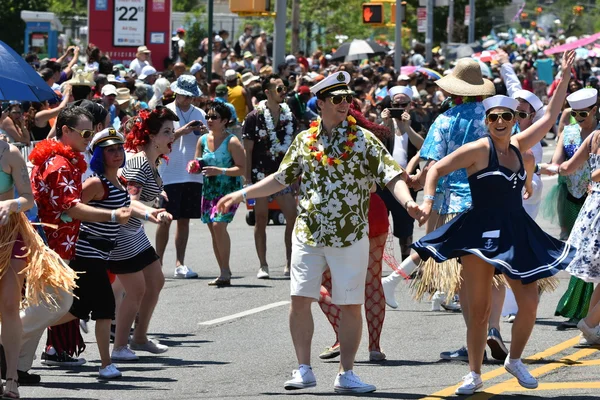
[111,209,117,223]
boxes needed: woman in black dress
[413,51,576,395]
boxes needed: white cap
[310,71,352,96]
[483,95,519,112]
[389,86,413,99]
[190,63,203,75]
[285,55,297,65]
[101,84,117,96]
[224,69,237,81]
[214,35,223,43]
[397,74,411,81]
[139,65,157,80]
[90,127,125,151]
[567,88,598,110]
[512,90,543,112]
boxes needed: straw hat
[67,68,95,87]
[435,58,495,97]
[115,88,132,105]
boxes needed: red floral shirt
[30,140,86,260]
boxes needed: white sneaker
[577,319,600,344]
[579,334,591,346]
[382,273,399,309]
[173,265,198,279]
[504,357,538,389]
[334,370,376,393]
[111,346,139,361]
[257,266,270,279]
[130,339,168,354]
[431,291,447,311]
[455,371,483,395]
[80,319,89,334]
[284,366,317,390]
[99,363,122,379]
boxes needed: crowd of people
[2,24,600,396]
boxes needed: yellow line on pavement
[420,336,580,400]
[569,358,600,367]
[510,381,600,391]
[467,348,597,399]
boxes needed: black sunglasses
[391,101,410,108]
[206,115,221,121]
[516,111,533,120]
[571,110,591,119]
[487,112,514,123]
[329,95,353,105]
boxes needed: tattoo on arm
[20,165,29,185]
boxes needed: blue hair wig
[89,145,125,175]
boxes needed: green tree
[183,7,208,63]
[48,0,86,18]
[173,0,200,13]
[0,0,51,53]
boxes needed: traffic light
[573,5,584,16]
[390,1,407,24]
[362,3,384,25]
[230,0,268,13]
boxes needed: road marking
[198,300,290,326]
[467,347,597,399]
[420,336,580,400]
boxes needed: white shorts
[290,235,369,305]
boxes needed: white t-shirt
[129,58,149,77]
[391,119,409,168]
[158,102,206,185]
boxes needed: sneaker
[455,371,483,395]
[487,328,509,361]
[431,291,447,311]
[504,357,538,389]
[557,318,579,331]
[80,319,89,334]
[577,319,600,344]
[440,346,488,362]
[257,266,270,279]
[579,334,591,347]
[284,366,317,390]
[334,370,376,393]
[369,350,387,362]
[441,300,462,312]
[173,265,198,279]
[129,339,168,354]
[381,273,400,309]
[111,346,139,361]
[507,314,516,323]
[318,343,340,360]
[98,364,122,380]
[41,351,86,367]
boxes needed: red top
[368,193,389,238]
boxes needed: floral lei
[256,100,294,160]
[306,115,358,166]
[29,139,87,173]
[448,95,485,108]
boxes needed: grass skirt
[0,213,77,311]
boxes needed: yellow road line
[420,336,580,400]
[510,381,600,391]
[569,359,600,367]
[466,348,597,399]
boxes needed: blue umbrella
[0,40,58,102]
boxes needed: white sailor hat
[567,88,598,110]
[512,89,543,112]
[388,86,413,99]
[310,71,354,97]
[483,95,519,112]
[90,127,125,151]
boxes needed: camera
[388,108,405,119]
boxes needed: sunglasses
[68,126,94,138]
[487,112,515,123]
[274,85,286,94]
[206,115,221,121]
[391,102,410,108]
[329,95,354,105]
[516,111,533,120]
[571,110,591,119]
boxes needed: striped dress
[110,154,162,261]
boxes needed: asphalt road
[23,139,600,400]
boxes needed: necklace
[306,116,359,166]
[256,100,294,160]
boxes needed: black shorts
[108,246,160,275]
[160,182,202,220]
[69,256,115,321]
[377,187,417,239]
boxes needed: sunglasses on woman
[328,95,354,105]
[486,112,515,123]
[206,114,221,121]
[571,110,591,119]
[516,111,533,120]
[391,101,410,108]
[68,126,94,138]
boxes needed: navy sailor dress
[412,136,576,284]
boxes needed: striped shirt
[75,174,130,260]
[110,154,163,261]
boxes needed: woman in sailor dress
[412,56,576,395]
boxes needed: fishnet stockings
[318,234,387,352]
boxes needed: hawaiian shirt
[561,123,592,199]
[242,102,298,183]
[420,102,487,214]
[273,118,404,248]
[31,142,84,260]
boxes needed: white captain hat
[90,127,125,151]
[388,86,413,99]
[567,88,598,110]
[310,71,354,96]
[483,95,519,112]
[512,89,543,112]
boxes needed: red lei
[29,139,87,173]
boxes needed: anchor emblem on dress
[484,239,494,249]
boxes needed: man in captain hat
[216,71,420,394]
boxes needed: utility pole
[207,0,213,81]
[448,0,454,44]
[291,0,300,54]
[426,0,434,62]
[468,0,475,43]
[394,0,403,69]
[273,0,287,66]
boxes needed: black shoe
[557,318,579,331]
[17,369,42,385]
[487,328,509,361]
[440,346,488,362]
[41,351,86,367]
[540,139,548,147]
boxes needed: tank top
[0,170,13,194]
[228,85,247,123]
[75,174,130,260]
[561,124,592,199]
[31,123,51,141]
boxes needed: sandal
[3,378,19,399]
[208,278,231,287]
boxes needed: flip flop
[208,278,231,287]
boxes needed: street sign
[362,3,384,25]
[417,7,427,33]
[113,0,146,47]
[464,5,470,26]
